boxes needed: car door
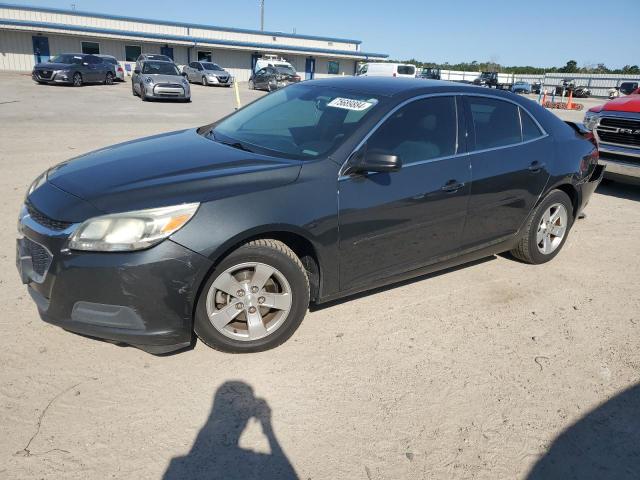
[460,95,551,249]
[338,95,471,290]
[253,68,267,88]
[186,62,196,81]
[86,56,102,82]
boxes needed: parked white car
[96,55,125,81]
[182,61,233,87]
[357,62,416,78]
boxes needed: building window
[197,51,212,62]
[125,45,141,62]
[328,61,340,75]
[328,41,333,46]
[81,41,100,55]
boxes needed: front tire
[202,75,208,86]
[510,190,573,264]
[248,79,254,90]
[72,72,82,87]
[140,83,148,101]
[194,239,310,353]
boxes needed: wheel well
[554,184,580,219]
[212,231,321,303]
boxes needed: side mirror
[82,62,89,66]
[347,149,402,175]
[133,68,140,74]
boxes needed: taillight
[580,148,598,173]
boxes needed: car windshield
[212,84,382,159]
[146,55,172,62]
[49,54,84,65]
[101,57,117,65]
[142,62,180,75]
[203,63,223,71]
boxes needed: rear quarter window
[520,107,544,141]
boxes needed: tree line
[389,59,640,75]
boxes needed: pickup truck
[473,71,514,90]
[584,87,640,181]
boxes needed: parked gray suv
[131,60,191,102]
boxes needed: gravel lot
[1,73,639,480]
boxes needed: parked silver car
[182,61,233,87]
[131,60,190,101]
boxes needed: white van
[254,54,296,73]
[357,63,416,78]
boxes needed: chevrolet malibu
[17,78,603,354]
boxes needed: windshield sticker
[327,98,376,111]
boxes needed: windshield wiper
[209,132,254,153]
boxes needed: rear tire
[510,190,573,264]
[194,239,310,353]
[104,72,114,85]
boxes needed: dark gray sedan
[32,53,115,86]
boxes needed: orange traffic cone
[541,90,547,107]
[567,90,574,109]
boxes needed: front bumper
[32,70,73,84]
[598,144,640,179]
[143,83,190,99]
[206,75,233,85]
[17,205,212,354]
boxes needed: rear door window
[467,97,521,150]
[520,108,543,142]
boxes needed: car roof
[303,77,507,98]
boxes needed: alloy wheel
[536,203,568,255]
[72,73,82,87]
[205,262,293,341]
[105,73,113,85]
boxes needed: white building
[0,3,387,81]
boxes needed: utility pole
[260,0,265,31]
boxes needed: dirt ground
[1,73,639,479]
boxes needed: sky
[7,0,640,69]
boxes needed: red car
[584,87,640,182]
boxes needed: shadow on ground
[527,382,640,480]
[596,179,640,202]
[164,381,298,480]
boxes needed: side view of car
[248,65,301,91]
[511,81,532,94]
[357,62,416,78]
[32,53,115,86]
[18,78,604,355]
[131,60,191,101]
[182,61,233,87]
[96,54,125,81]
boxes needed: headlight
[144,76,154,84]
[182,78,189,85]
[583,111,599,130]
[68,203,199,252]
[26,171,48,199]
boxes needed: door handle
[528,161,546,172]
[441,180,464,192]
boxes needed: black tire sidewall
[525,191,573,264]
[194,245,310,353]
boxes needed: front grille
[36,70,53,80]
[26,202,72,231]
[23,237,52,277]
[597,117,640,148]
[600,117,640,130]
[218,76,229,82]
[156,83,183,88]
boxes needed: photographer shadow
[164,381,298,480]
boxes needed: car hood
[143,74,184,83]
[601,94,640,113]
[46,128,303,215]
[34,62,73,70]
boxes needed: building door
[32,36,50,64]
[160,46,174,60]
[304,57,316,80]
[251,53,261,72]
